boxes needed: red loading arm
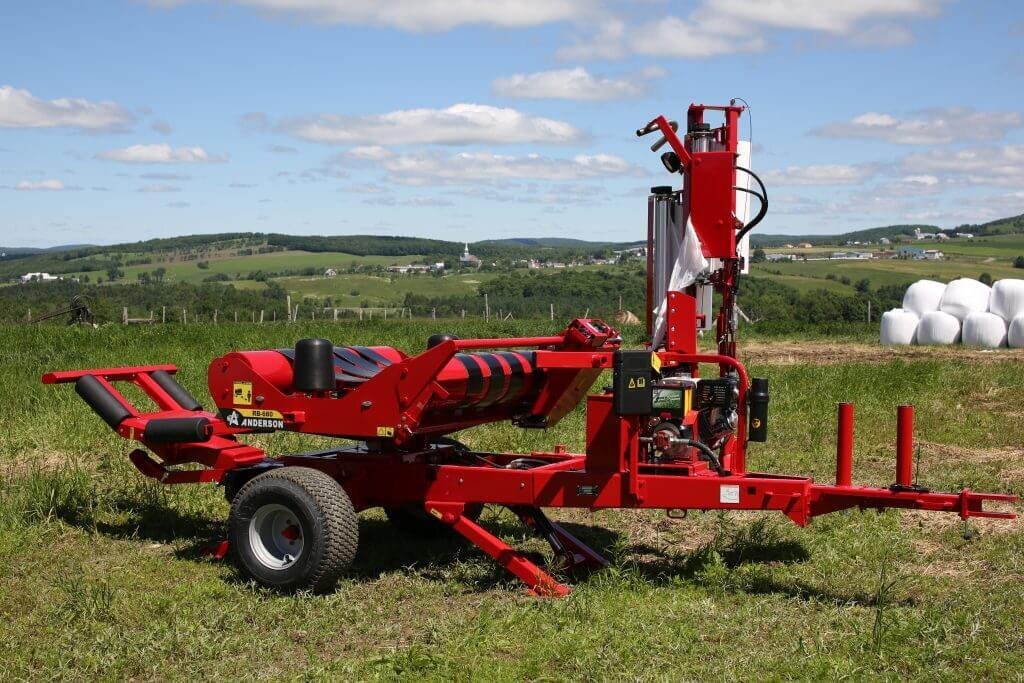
[636,115,691,167]
[42,364,178,384]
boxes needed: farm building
[19,272,59,283]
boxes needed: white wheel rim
[249,503,304,570]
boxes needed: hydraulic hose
[735,166,768,241]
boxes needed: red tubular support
[896,404,914,487]
[836,403,854,487]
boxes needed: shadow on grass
[56,496,895,605]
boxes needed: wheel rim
[249,503,304,570]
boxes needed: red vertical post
[836,402,854,487]
[896,404,914,487]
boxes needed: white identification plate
[720,485,740,504]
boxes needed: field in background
[757,233,1024,294]
[1,322,1021,679]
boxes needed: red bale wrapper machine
[44,103,1015,595]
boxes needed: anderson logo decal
[222,407,285,430]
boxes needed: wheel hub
[249,503,304,570]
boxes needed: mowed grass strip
[0,322,1021,679]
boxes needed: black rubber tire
[229,466,358,593]
[384,502,483,535]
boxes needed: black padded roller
[143,417,213,443]
[75,375,131,428]
[150,369,202,411]
[294,338,335,392]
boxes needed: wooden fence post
[162,306,166,324]
[122,307,128,325]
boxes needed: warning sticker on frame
[232,381,253,405]
[719,484,740,504]
[221,407,285,430]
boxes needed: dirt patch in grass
[899,504,1023,535]
[0,449,81,477]
[917,441,1021,464]
[742,341,1024,366]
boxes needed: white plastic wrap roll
[988,279,1024,322]
[879,308,919,345]
[1008,314,1024,349]
[917,311,962,345]
[939,278,991,321]
[901,279,946,317]
[962,311,1007,348]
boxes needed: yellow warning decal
[428,508,443,519]
[376,426,395,437]
[651,354,662,373]
[232,381,253,406]
[627,376,647,389]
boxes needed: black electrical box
[612,350,654,415]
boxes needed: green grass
[71,250,421,284]
[279,271,502,304]
[0,322,1021,679]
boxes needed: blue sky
[1,0,1023,248]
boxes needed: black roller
[748,377,769,442]
[75,375,131,428]
[294,338,335,392]
[426,333,459,349]
[144,417,213,443]
[150,369,202,411]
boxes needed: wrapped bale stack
[881,278,1024,348]
[990,279,1024,349]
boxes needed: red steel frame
[43,337,1016,596]
[42,103,1017,596]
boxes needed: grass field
[278,271,502,305]
[1,322,1022,679]
[70,250,421,284]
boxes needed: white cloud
[137,184,182,193]
[97,144,226,164]
[150,0,590,31]
[166,201,191,208]
[140,172,191,180]
[278,104,583,146]
[705,0,942,34]
[0,85,134,132]
[347,145,393,160]
[762,164,876,186]
[369,150,640,186]
[814,108,1023,144]
[15,179,67,191]
[492,67,647,101]
[559,0,943,60]
[902,144,1024,186]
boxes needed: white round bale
[901,279,946,317]
[879,308,919,345]
[962,311,1007,348]
[1008,314,1024,349]
[988,279,1024,322]
[939,278,991,321]
[917,311,962,345]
